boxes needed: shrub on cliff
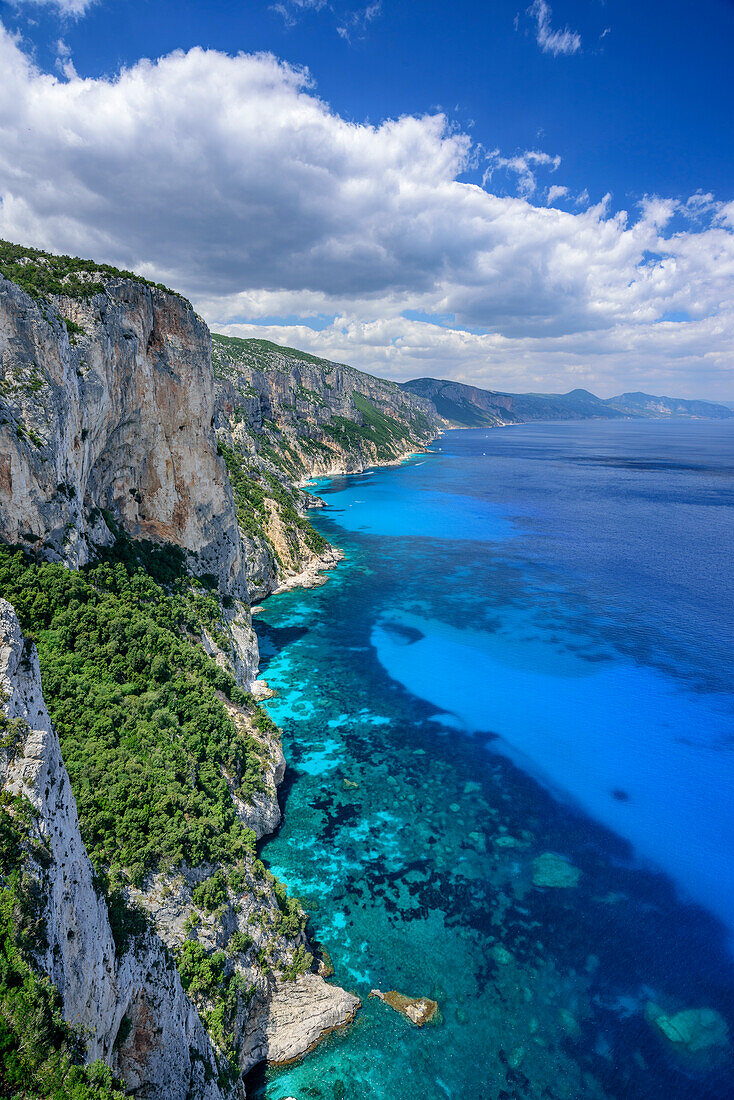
[0,544,261,885]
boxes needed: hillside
[211,334,438,595]
[402,377,733,427]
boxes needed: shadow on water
[255,620,309,676]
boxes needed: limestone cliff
[212,333,437,478]
[0,271,258,684]
[212,333,439,594]
[0,598,235,1099]
[0,244,363,1097]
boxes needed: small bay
[250,419,734,1100]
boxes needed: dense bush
[0,238,176,302]
[0,544,261,885]
[219,441,327,557]
[192,870,229,913]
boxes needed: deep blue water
[249,419,734,1100]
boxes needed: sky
[0,0,732,399]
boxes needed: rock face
[242,974,360,1065]
[0,598,236,1099]
[211,333,438,597]
[0,253,369,1094]
[212,334,438,479]
[0,274,259,682]
[0,276,243,588]
[212,327,440,479]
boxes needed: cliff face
[212,334,438,595]
[0,598,234,1100]
[212,334,438,477]
[0,248,363,1097]
[0,274,258,684]
[0,275,244,590]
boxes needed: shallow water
[250,419,734,1100]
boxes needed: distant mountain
[401,377,733,428]
[605,391,734,419]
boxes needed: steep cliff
[0,267,258,684]
[212,334,437,477]
[0,598,234,1099]
[212,333,438,594]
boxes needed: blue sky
[0,0,733,398]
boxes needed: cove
[249,419,734,1100]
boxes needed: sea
[247,418,734,1100]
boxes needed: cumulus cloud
[0,24,732,398]
[528,0,581,57]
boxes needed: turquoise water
[249,420,734,1100]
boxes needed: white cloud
[546,184,568,205]
[10,0,96,16]
[528,0,581,57]
[484,148,561,198]
[0,24,732,399]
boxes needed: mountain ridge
[401,376,733,428]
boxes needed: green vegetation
[217,443,269,540]
[192,870,229,914]
[280,945,313,982]
[219,442,327,556]
[271,879,307,940]
[0,239,177,303]
[322,392,410,460]
[0,542,264,886]
[176,940,253,1079]
[211,332,344,373]
[0,793,127,1099]
[227,930,253,954]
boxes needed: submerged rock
[645,1003,729,1053]
[491,944,513,966]
[532,852,581,888]
[369,989,439,1026]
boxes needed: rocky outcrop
[241,974,360,1066]
[369,989,439,1026]
[0,598,236,1099]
